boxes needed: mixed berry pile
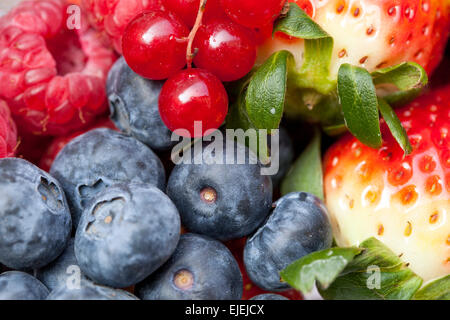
[0,0,448,300]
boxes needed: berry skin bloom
[0,100,17,159]
[158,68,229,138]
[220,0,287,28]
[193,18,257,82]
[0,0,116,136]
[122,11,190,80]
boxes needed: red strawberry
[324,85,450,282]
[258,0,450,76]
[39,117,116,171]
[0,0,116,136]
[0,100,17,158]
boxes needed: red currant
[220,0,287,28]
[122,11,189,80]
[165,0,226,27]
[193,19,257,82]
[159,68,229,138]
[253,24,274,45]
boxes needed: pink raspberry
[0,0,116,136]
[81,0,164,53]
[0,100,18,158]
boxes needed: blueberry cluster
[0,62,332,300]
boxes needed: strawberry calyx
[229,3,439,155]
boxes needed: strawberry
[258,0,450,76]
[324,85,450,282]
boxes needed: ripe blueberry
[167,140,273,241]
[0,158,71,269]
[137,233,243,300]
[250,293,289,300]
[107,57,176,151]
[0,271,49,300]
[75,183,181,288]
[46,280,138,300]
[244,192,333,291]
[36,238,88,291]
[50,128,166,227]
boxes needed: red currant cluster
[122,0,287,137]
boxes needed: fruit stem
[186,0,207,68]
[281,1,290,15]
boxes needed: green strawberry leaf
[372,62,428,91]
[338,64,382,149]
[226,101,271,165]
[274,3,335,95]
[320,238,423,300]
[372,62,428,106]
[378,98,412,154]
[226,77,255,132]
[273,2,329,39]
[226,51,293,132]
[281,128,323,200]
[381,88,423,107]
[226,51,293,163]
[245,50,294,131]
[282,238,424,300]
[413,275,450,300]
[280,247,362,294]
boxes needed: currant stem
[281,1,290,15]
[186,0,207,68]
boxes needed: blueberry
[0,271,49,300]
[167,140,272,241]
[46,280,138,300]
[75,183,180,288]
[50,128,166,227]
[250,294,289,300]
[244,192,333,291]
[137,233,242,300]
[0,158,71,269]
[36,238,88,291]
[268,127,294,187]
[107,57,176,151]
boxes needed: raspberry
[81,0,164,53]
[39,118,116,171]
[0,0,116,136]
[0,100,18,158]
